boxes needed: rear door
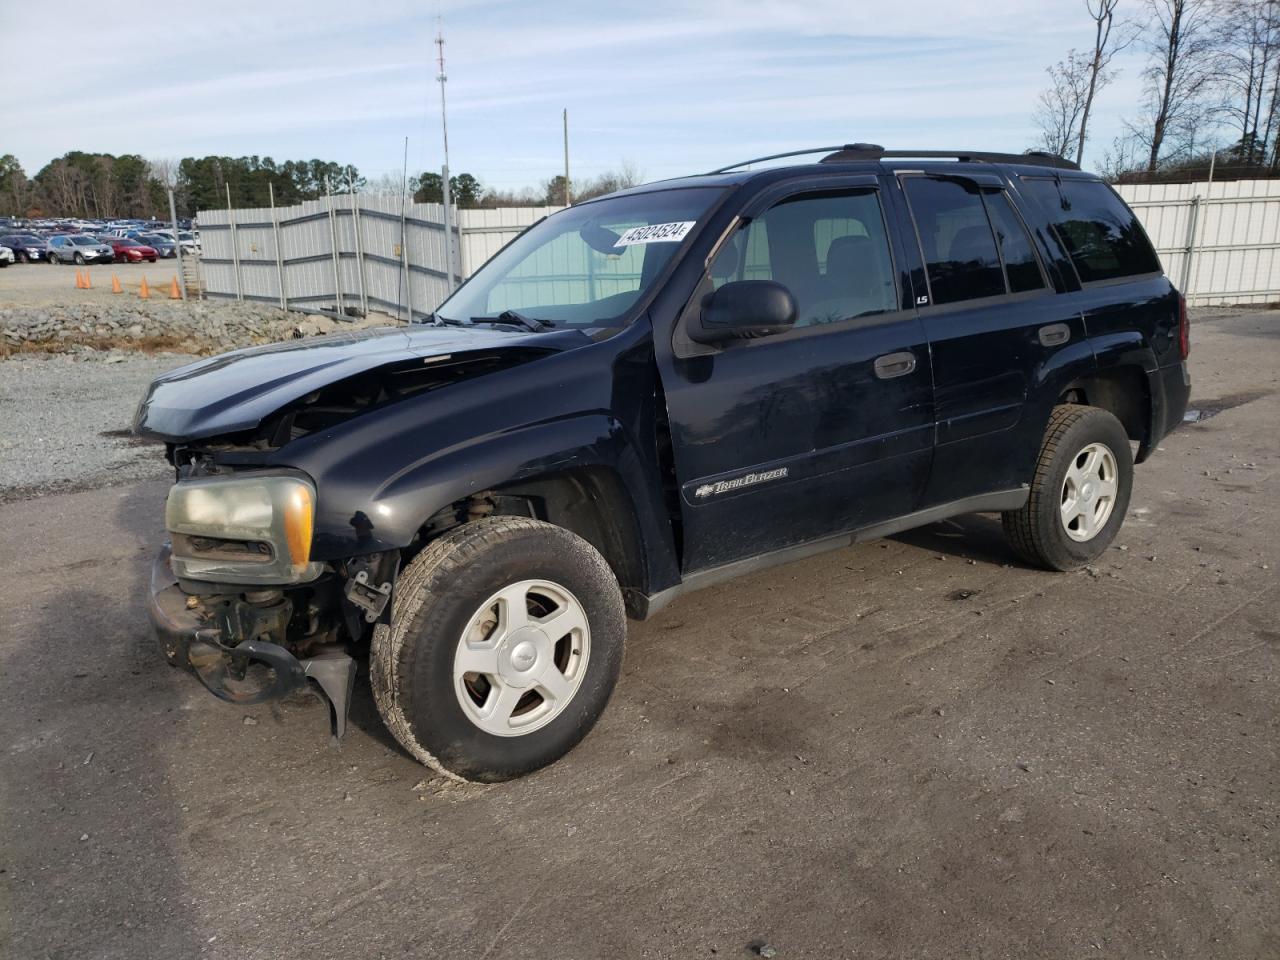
[660,178,935,572]
[894,172,1093,506]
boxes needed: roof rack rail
[711,144,1079,173]
[709,144,880,174]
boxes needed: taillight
[1177,293,1190,359]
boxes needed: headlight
[165,474,322,585]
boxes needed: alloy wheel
[453,579,591,737]
[1060,441,1119,542]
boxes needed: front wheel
[1002,405,1134,571]
[74,253,85,265]
[372,516,626,783]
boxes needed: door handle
[874,351,917,379]
[1038,323,1070,347]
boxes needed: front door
[658,183,934,572]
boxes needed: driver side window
[710,190,898,327]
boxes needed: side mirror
[689,280,797,344]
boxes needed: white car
[153,229,200,254]
[0,245,14,267]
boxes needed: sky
[1,0,1151,192]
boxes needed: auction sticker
[615,221,696,246]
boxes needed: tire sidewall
[397,525,625,781]
[1035,410,1133,566]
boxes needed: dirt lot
[0,258,186,304]
[1,308,1276,960]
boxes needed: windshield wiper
[428,313,466,327]
[470,310,554,332]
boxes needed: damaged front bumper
[147,545,357,739]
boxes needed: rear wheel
[372,516,626,783]
[1002,405,1133,571]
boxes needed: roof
[589,144,1097,204]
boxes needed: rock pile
[1,299,395,355]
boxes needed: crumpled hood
[133,323,577,442]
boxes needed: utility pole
[436,26,456,292]
[563,108,571,207]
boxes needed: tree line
[1034,0,1280,180]
[0,152,370,220]
[0,149,647,220]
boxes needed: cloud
[2,0,1152,192]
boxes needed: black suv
[137,145,1190,782]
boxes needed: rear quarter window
[1020,178,1161,283]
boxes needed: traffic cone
[74,269,85,289]
[111,274,122,294]
[139,277,150,300]
[83,270,92,289]
[169,276,181,299]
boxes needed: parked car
[0,233,48,262]
[135,144,1191,783]
[47,234,115,264]
[128,232,176,257]
[152,229,200,254]
[104,236,159,263]
[0,245,13,267]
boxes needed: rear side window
[1020,178,1160,283]
[984,192,1045,293]
[902,177,1004,305]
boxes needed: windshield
[436,187,723,328]
[70,236,96,245]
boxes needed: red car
[104,236,158,263]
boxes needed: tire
[1002,404,1134,571]
[372,516,626,783]
[18,251,29,263]
[74,253,85,265]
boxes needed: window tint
[1020,178,1160,283]
[984,192,1045,293]
[710,190,897,327]
[903,177,1004,305]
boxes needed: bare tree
[1133,0,1216,170]
[1213,0,1280,161]
[1034,51,1094,155]
[1076,0,1127,164]
[147,156,179,189]
[569,161,647,202]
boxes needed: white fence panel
[197,194,562,321]
[1116,179,1280,306]
[200,181,1278,312]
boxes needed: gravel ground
[0,352,188,501]
[1,306,1275,960]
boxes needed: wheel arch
[1057,364,1154,461]
[336,414,676,618]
